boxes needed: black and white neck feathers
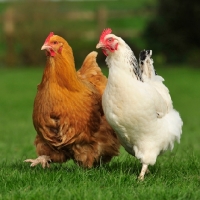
[105,36,143,81]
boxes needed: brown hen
[24,32,120,168]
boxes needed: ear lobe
[58,43,63,53]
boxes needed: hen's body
[103,54,181,160]
[96,29,183,179]
[25,33,120,168]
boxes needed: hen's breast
[102,67,159,153]
[33,83,101,146]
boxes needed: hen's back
[77,51,107,96]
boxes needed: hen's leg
[24,155,51,168]
[138,163,148,180]
[24,135,68,168]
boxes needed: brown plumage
[24,32,120,168]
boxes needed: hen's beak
[41,44,50,51]
[96,42,103,49]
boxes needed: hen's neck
[106,44,142,81]
[41,49,84,91]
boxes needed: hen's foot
[24,155,51,168]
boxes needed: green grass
[0,66,200,200]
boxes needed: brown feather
[77,51,107,95]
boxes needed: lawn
[0,65,200,200]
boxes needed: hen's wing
[77,51,107,95]
[139,50,173,117]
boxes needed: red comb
[44,32,54,43]
[100,28,112,42]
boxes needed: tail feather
[139,50,163,82]
[139,50,173,111]
[77,51,107,95]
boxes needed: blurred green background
[0,0,199,67]
[0,0,154,67]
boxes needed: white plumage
[96,29,183,180]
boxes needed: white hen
[96,28,183,180]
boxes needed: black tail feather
[139,50,157,76]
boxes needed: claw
[24,155,51,168]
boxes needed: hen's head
[41,32,70,57]
[96,28,124,56]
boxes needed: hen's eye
[53,41,58,44]
[107,38,113,42]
